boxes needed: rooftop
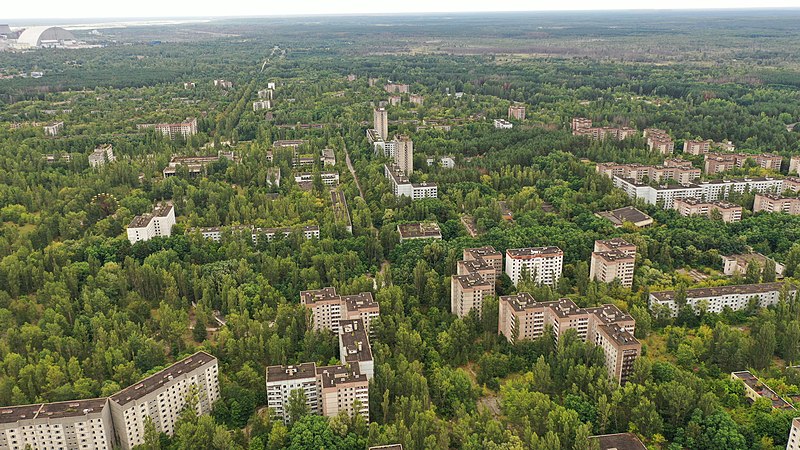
[650,282,794,302]
[316,364,368,388]
[111,351,216,406]
[732,371,795,410]
[464,246,502,259]
[597,238,636,250]
[598,323,639,346]
[266,362,318,383]
[342,292,378,312]
[300,287,340,305]
[128,203,173,228]
[583,304,634,325]
[453,272,492,290]
[369,446,403,450]
[596,206,653,226]
[0,398,108,424]
[506,246,563,258]
[339,319,373,363]
[589,433,647,450]
[398,222,442,239]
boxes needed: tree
[750,321,777,370]
[140,416,162,450]
[287,388,310,425]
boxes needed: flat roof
[398,222,442,239]
[598,323,639,347]
[128,203,173,228]
[369,446,403,450]
[37,398,108,420]
[316,364,368,388]
[339,319,373,363]
[500,293,557,312]
[300,287,340,305]
[593,250,635,262]
[651,282,794,302]
[453,273,492,289]
[732,371,795,409]
[343,292,378,312]
[596,238,636,250]
[589,433,647,450]
[506,247,563,258]
[110,351,216,406]
[266,362,317,383]
[583,304,634,325]
[597,206,653,226]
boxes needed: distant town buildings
[754,193,800,215]
[790,156,800,175]
[505,247,563,287]
[451,247,502,318]
[321,148,336,167]
[330,189,353,233]
[43,121,63,136]
[595,206,654,228]
[614,176,783,209]
[722,253,784,278]
[300,287,379,334]
[384,164,437,199]
[493,119,513,129]
[183,82,195,89]
[384,83,409,93]
[193,224,319,243]
[590,239,636,288]
[162,151,239,178]
[394,134,414,175]
[294,171,340,187]
[644,128,674,154]
[571,117,637,140]
[704,153,783,174]
[374,107,388,140]
[213,79,232,89]
[153,118,197,139]
[253,100,272,111]
[673,197,743,222]
[389,96,401,106]
[596,161,700,185]
[88,144,115,167]
[649,282,796,316]
[508,104,526,120]
[731,371,795,410]
[683,139,713,155]
[784,177,800,193]
[258,89,273,99]
[427,156,455,168]
[498,294,640,384]
[397,222,442,242]
[126,203,176,244]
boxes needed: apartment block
[493,119,513,129]
[294,171,340,186]
[0,399,114,450]
[788,417,800,450]
[300,287,379,334]
[409,94,424,106]
[374,108,388,140]
[572,117,637,141]
[614,176,783,209]
[704,153,783,174]
[673,197,743,222]
[266,363,319,424]
[394,135,414,175]
[316,364,369,421]
[463,247,503,277]
[213,79,232,89]
[338,319,374,379]
[683,139,713,155]
[194,224,318,243]
[154,118,197,139]
[649,282,796,316]
[722,253,784,278]
[397,222,442,242]
[126,203,176,244]
[754,193,800,215]
[785,177,800,193]
[384,83,409,93]
[596,161,700,184]
[253,100,272,111]
[88,144,116,167]
[389,96,401,106]
[590,239,636,288]
[451,272,493,318]
[109,352,219,450]
[505,247,563,286]
[258,88,273,99]
[595,206,654,228]
[508,104,526,120]
[571,117,593,131]
[162,151,238,178]
[644,128,674,154]
[43,121,64,136]
[730,371,795,410]
[790,156,800,175]
[384,164,437,199]
[498,294,639,384]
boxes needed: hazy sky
[3,0,799,20]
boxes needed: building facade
[754,193,800,215]
[505,247,564,286]
[154,118,197,139]
[384,164,437,199]
[590,239,636,288]
[393,135,414,175]
[126,203,176,244]
[266,363,319,424]
[508,104,526,120]
[0,399,114,450]
[673,197,743,222]
[300,287,379,334]
[649,282,796,316]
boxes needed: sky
[2,0,800,20]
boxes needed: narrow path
[344,142,365,199]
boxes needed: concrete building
[109,352,219,450]
[321,148,336,167]
[258,89,273,99]
[790,156,800,175]
[162,151,239,178]
[0,399,114,450]
[505,247,563,287]
[409,94,424,106]
[754,193,800,215]
[294,171,340,187]
[384,164,437,199]
[463,246,503,278]
[498,294,639,384]
[571,117,593,131]
[394,135,414,175]
[316,364,369,421]
[785,177,800,193]
[731,371,795,410]
[193,224,319,243]
[43,121,64,136]
[397,222,442,242]
[704,153,783,174]
[649,282,796,316]
[300,287,379,334]
[338,319,374,379]
[266,363,319,424]
[374,108,388,140]
[571,118,637,141]
[595,206,654,228]
[673,197,743,222]
[590,239,636,288]
[596,161,700,185]
[384,83,409,93]
[644,128,674,154]
[614,176,783,209]
[683,139,713,155]
[722,253,784,278]
[89,144,115,167]
[126,203,176,244]
[508,104,526,120]
[493,119,513,129]
[331,189,353,233]
[788,417,800,450]
[253,100,272,111]
[451,272,493,318]
[154,118,197,139]
[213,79,232,89]
[589,433,647,450]
[389,96,401,106]
[16,27,76,48]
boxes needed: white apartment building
[505,247,564,286]
[0,399,114,450]
[300,288,380,334]
[649,282,796,316]
[109,352,219,450]
[154,118,197,139]
[126,203,176,244]
[193,225,319,243]
[266,363,319,424]
[43,121,64,136]
[384,164,437,199]
[338,319,374,379]
[494,119,513,129]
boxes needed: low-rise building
[754,193,800,215]
[43,121,64,136]
[331,189,352,233]
[126,203,176,244]
[266,363,319,424]
[109,352,219,450]
[162,151,239,178]
[595,206,654,228]
[321,148,336,166]
[731,371,795,410]
[498,294,639,384]
[722,253,784,278]
[683,139,713,155]
[590,239,636,288]
[397,222,442,242]
[649,282,796,316]
[505,247,563,286]
[294,171,340,187]
[89,144,115,167]
[192,224,318,243]
[0,399,114,450]
[673,197,743,222]
[493,119,513,129]
[338,319,374,379]
[614,176,783,209]
[384,164,437,199]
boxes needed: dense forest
[1,10,800,450]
